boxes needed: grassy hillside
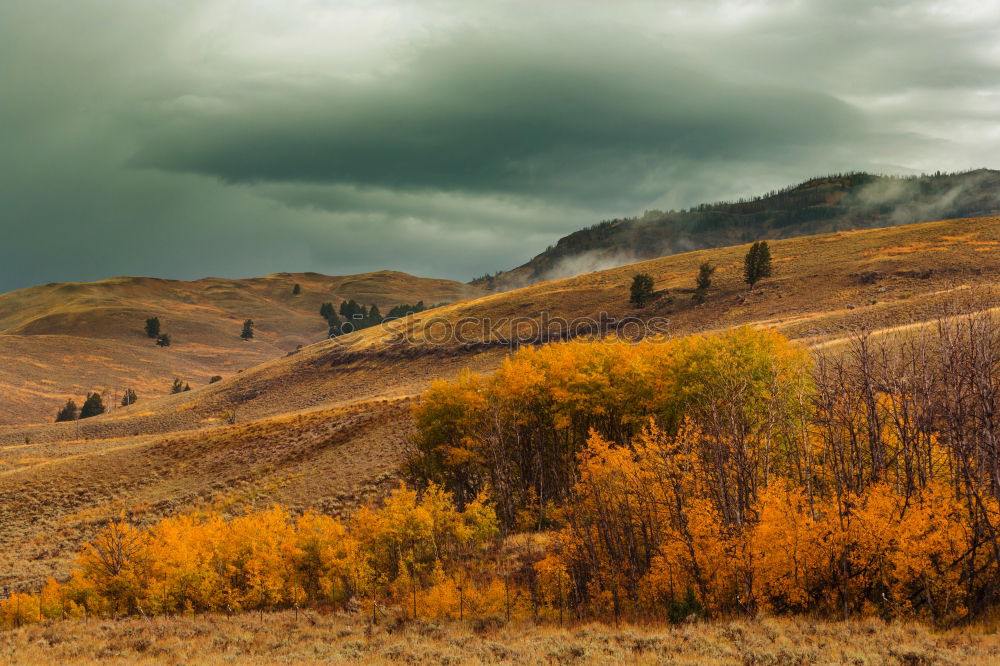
[477,169,1000,289]
[3,215,1000,595]
[4,612,1000,664]
[0,270,482,425]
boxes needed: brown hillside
[0,271,482,425]
[3,216,1000,592]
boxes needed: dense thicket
[409,316,1000,622]
[1,487,499,627]
[408,328,808,530]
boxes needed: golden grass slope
[3,215,1000,596]
[3,611,1000,665]
[0,270,482,425]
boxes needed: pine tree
[55,399,78,422]
[171,378,185,394]
[79,392,105,419]
[339,300,366,320]
[693,262,716,304]
[144,317,161,338]
[292,283,301,295]
[320,303,341,332]
[629,273,655,307]
[121,388,137,407]
[240,319,254,340]
[156,333,171,347]
[368,304,382,323]
[744,241,773,289]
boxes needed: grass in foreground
[3,611,1000,665]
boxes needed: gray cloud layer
[1,0,998,292]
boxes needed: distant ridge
[0,270,482,424]
[475,169,1000,290]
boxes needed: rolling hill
[3,215,1000,593]
[476,169,1000,290]
[0,270,483,425]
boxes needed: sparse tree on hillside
[744,240,773,290]
[144,317,160,338]
[240,319,254,340]
[79,392,105,419]
[292,283,301,295]
[156,333,171,347]
[121,388,137,407]
[55,399,78,422]
[693,262,716,304]
[629,273,655,307]
[209,375,222,384]
[171,378,185,394]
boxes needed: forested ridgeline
[475,169,1000,288]
[5,315,1000,628]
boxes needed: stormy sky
[1,0,998,292]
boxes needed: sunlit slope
[0,270,482,424]
[8,215,999,445]
[3,215,1000,592]
[377,215,1000,346]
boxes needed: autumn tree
[78,516,148,615]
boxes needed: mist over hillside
[475,169,1000,290]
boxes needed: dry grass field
[5,216,1000,661]
[3,611,1000,665]
[0,270,482,424]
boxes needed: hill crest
[476,169,1000,290]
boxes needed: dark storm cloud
[0,0,998,292]
[132,34,865,208]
